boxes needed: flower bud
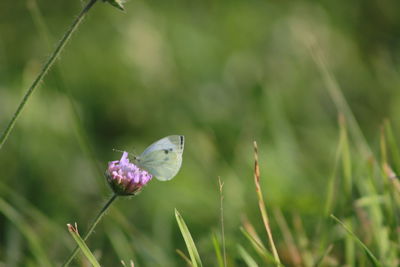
[106,152,152,195]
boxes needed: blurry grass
[0,0,98,150]
[292,214,313,267]
[1,0,400,266]
[331,215,381,267]
[108,208,174,266]
[383,120,400,173]
[313,244,333,267]
[105,220,138,265]
[339,115,353,198]
[0,197,52,266]
[240,226,276,264]
[212,232,225,267]
[297,26,372,158]
[237,245,258,267]
[217,177,227,267]
[273,208,302,266]
[27,0,104,181]
[323,116,346,217]
[176,249,193,266]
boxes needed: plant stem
[62,194,118,266]
[253,141,281,266]
[0,0,98,150]
[218,177,227,267]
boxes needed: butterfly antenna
[112,148,138,160]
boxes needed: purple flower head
[106,152,153,195]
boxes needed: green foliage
[1,0,400,266]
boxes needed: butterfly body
[135,135,184,181]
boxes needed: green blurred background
[0,0,400,265]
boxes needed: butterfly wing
[136,135,184,181]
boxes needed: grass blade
[27,0,105,181]
[212,233,225,267]
[292,214,313,267]
[253,141,281,265]
[217,177,227,267]
[240,227,276,264]
[0,197,52,266]
[330,214,381,267]
[238,245,259,267]
[176,249,193,266]
[105,222,136,265]
[0,0,98,150]
[301,33,371,157]
[324,119,345,216]
[339,115,353,197]
[384,119,400,173]
[344,218,355,267]
[383,164,400,195]
[110,209,173,266]
[67,223,101,267]
[175,209,203,267]
[273,208,302,266]
[313,244,333,267]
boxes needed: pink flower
[106,152,153,195]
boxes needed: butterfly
[134,135,185,181]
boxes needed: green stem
[62,194,118,266]
[0,0,98,150]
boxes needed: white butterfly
[134,135,185,181]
